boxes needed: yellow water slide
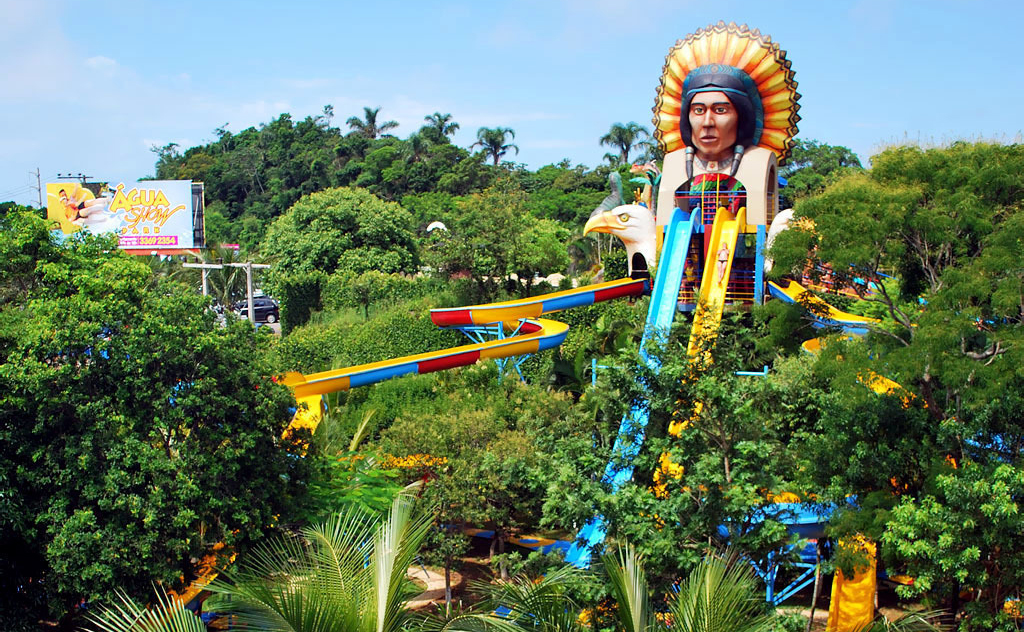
[686,205,747,362]
[768,279,879,330]
[658,207,745,481]
[279,278,648,433]
[827,538,877,632]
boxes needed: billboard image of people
[47,180,196,250]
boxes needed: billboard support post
[182,262,224,296]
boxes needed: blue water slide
[640,207,698,368]
[565,207,698,567]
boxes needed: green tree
[347,106,400,139]
[599,123,650,166]
[884,460,1024,632]
[473,127,519,166]
[768,142,1024,627]
[380,374,571,583]
[201,201,231,247]
[423,112,460,143]
[779,138,863,201]
[150,142,184,179]
[541,315,802,588]
[260,187,419,276]
[0,201,41,220]
[424,182,567,300]
[0,212,307,628]
[769,142,1024,424]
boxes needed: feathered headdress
[653,21,801,165]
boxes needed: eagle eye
[618,213,630,223]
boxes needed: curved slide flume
[177,278,648,608]
[767,279,879,334]
[280,277,648,415]
[772,280,907,399]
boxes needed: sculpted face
[687,91,739,163]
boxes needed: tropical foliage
[3,89,1019,632]
[473,127,520,166]
[203,495,432,632]
[0,211,308,628]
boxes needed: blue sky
[2,0,1021,206]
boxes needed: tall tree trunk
[498,533,508,580]
[805,542,822,632]
[444,556,452,611]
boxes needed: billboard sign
[47,180,196,250]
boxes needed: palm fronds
[603,544,656,632]
[82,586,207,632]
[205,493,432,632]
[667,552,773,632]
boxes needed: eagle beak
[583,210,625,236]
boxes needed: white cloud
[85,55,117,70]
[234,100,293,126]
[0,0,52,36]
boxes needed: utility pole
[30,168,42,208]
[226,262,271,329]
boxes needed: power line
[0,185,36,200]
[0,185,34,196]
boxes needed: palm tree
[204,495,432,632]
[425,112,460,139]
[406,132,430,163]
[347,106,400,139]
[859,612,948,632]
[84,496,431,632]
[438,545,774,632]
[603,546,946,632]
[191,246,250,309]
[659,549,774,632]
[84,586,207,632]
[472,127,519,165]
[600,123,650,165]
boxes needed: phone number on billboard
[120,236,180,247]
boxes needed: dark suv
[233,297,280,323]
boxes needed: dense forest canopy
[149,109,615,253]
